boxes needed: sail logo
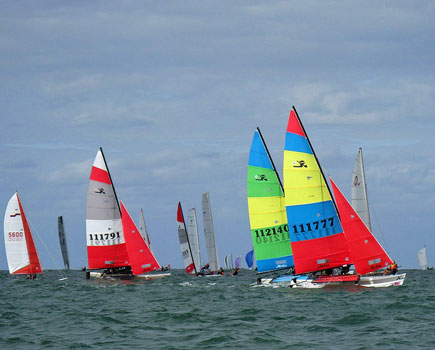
[254,174,267,181]
[94,187,106,194]
[9,213,21,217]
[353,176,361,186]
[293,160,307,168]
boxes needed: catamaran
[57,216,70,270]
[4,192,43,279]
[418,246,432,270]
[85,147,170,280]
[256,108,405,288]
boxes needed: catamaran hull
[88,271,171,280]
[357,273,406,288]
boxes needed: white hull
[357,273,406,288]
[89,271,171,280]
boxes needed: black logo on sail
[94,187,106,194]
[293,160,307,168]
[254,174,267,181]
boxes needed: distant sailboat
[4,192,43,278]
[417,246,432,270]
[202,192,220,273]
[351,148,371,230]
[86,147,169,280]
[138,208,152,251]
[57,216,70,270]
[224,253,234,270]
[177,202,198,275]
[187,208,201,272]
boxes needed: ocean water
[0,269,434,350]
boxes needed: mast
[256,127,284,192]
[291,106,340,216]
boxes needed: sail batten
[247,128,293,272]
[284,108,351,274]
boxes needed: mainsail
[247,127,293,272]
[187,208,201,272]
[202,192,219,272]
[418,246,428,270]
[351,148,372,230]
[139,208,152,250]
[330,177,392,274]
[86,148,129,269]
[224,253,233,269]
[57,216,70,270]
[177,202,197,274]
[121,201,160,274]
[283,107,351,274]
[4,192,43,275]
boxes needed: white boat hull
[357,273,406,287]
[89,271,171,280]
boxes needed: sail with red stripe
[86,148,129,269]
[4,192,42,275]
[283,107,351,274]
[120,201,160,275]
[330,177,392,274]
[177,202,197,274]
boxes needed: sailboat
[85,147,170,280]
[331,178,406,287]
[4,192,43,278]
[418,246,432,270]
[139,208,152,250]
[247,127,296,284]
[177,202,198,275]
[201,192,220,273]
[224,253,234,270]
[187,208,201,272]
[57,216,70,270]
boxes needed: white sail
[187,208,201,271]
[224,253,233,269]
[201,192,219,272]
[418,246,428,270]
[139,208,152,251]
[351,148,372,230]
[4,192,42,275]
[57,216,70,270]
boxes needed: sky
[1,1,434,271]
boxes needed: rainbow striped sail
[247,128,293,273]
[283,107,351,274]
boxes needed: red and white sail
[330,177,392,274]
[121,201,160,275]
[86,148,129,269]
[177,202,196,274]
[4,192,42,275]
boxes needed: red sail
[120,201,160,275]
[330,178,392,274]
[16,194,42,274]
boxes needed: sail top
[89,149,112,184]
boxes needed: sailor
[217,267,225,275]
[231,267,239,276]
